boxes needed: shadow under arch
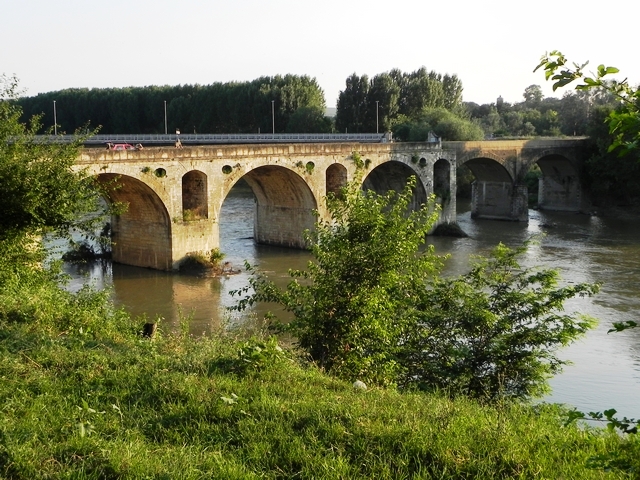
[96,173,173,270]
[326,163,348,197]
[362,160,428,211]
[462,157,527,221]
[224,165,318,249]
[463,157,514,183]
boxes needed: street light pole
[164,100,167,135]
[271,100,275,134]
[53,100,57,135]
[376,100,379,134]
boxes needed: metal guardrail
[33,133,394,145]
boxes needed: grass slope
[0,282,638,479]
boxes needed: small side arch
[182,170,208,220]
[433,158,451,200]
[326,163,348,197]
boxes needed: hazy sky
[3,0,638,108]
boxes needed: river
[61,183,640,419]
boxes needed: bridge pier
[471,181,528,222]
[538,174,583,212]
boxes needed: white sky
[3,0,638,109]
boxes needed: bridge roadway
[76,137,589,271]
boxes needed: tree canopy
[16,75,327,135]
[0,74,111,283]
[335,68,465,136]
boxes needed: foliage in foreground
[233,176,443,386]
[0,74,116,286]
[0,277,638,479]
[233,174,599,399]
[536,51,640,156]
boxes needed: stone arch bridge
[77,138,588,270]
[445,138,590,222]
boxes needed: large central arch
[536,154,582,211]
[97,173,173,270]
[462,157,527,221]
[231,165,318,249]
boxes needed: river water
[62,183,640,418]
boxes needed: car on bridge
[107,143,136,151]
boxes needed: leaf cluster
[402,242,599,400]
[535,51,640,155]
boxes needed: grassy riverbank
[1,282,638,479]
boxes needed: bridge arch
[434,158,451,200]
[363,160,428,211]
[534,152,582,211]
[96,173,173,270]
[462,156,514,183]
[221,165,318,249]
[326,163,348,197]
[461,156,526,222]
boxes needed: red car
[107,143,135,151]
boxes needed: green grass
[0,281,638,479]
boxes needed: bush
[233,176,599,400]
[233,175,442,386]
[400,242,599,400]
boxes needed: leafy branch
[535,51,640,155]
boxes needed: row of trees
[16,75,329,135]
[465,84,619,138]
[335,68,464,133]
[15,67,480,140]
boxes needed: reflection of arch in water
[363,160,428,211]
[222,165,318,249]
[97,173,172,270]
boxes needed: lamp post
[376,100,379,134]
[164,100,167,135]
[271,100,275,134]
[53,100,57,135]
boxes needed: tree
[285,106,332,133]
[523,84,544,107]
[335,74,370,133]
[232,174,442,386]
[0,74,111,282]
[400,242,599,400]
[232,171,598,399]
